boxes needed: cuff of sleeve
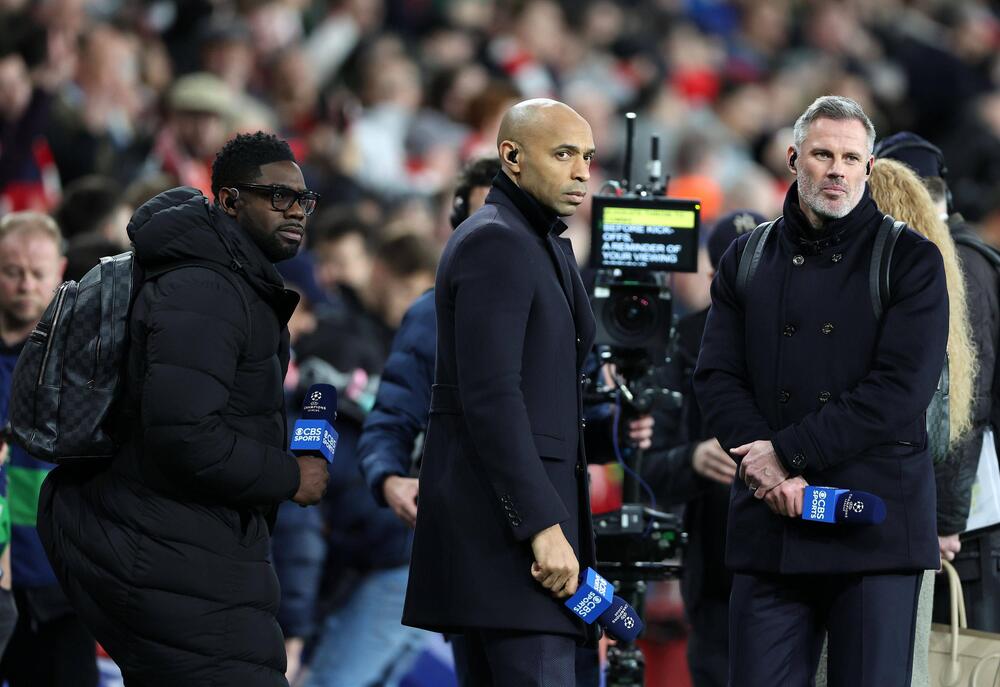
[370,468,406,508]
[772,427,809,475]
[499,490,570,542]
[282,453,302,501]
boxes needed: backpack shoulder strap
[953,232,1000,272]
[145,260,253,344]
[870,214,905,320]
[735,219,778,303]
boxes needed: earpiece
[507,149,518,163]
[789,152,797,170]
[449,194,467,230]
[225,188,239,210]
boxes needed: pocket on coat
[534,432,567,460]
[866,441,924,457]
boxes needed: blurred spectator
[308,206,376,298]
[366,234,438,330]
[0,25,59,214]
[46,23,148,187]
[283,233,438,687]
[0,212,97,687]
[62,234,123,282]
[144,72,236,198]
[52,175,132,246]
[198,17,256,94]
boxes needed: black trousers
[451,632,598,687]
[459,629,576,687]
[0,587,98,687]
[729,571,921,687]
[687,598,729,687]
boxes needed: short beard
[798,176,862,225]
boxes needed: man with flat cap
[402,99,597,686]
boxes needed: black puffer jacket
[38,187,302,687]
[935,215,1000,534]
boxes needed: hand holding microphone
[563,568,644,642]
[732,440,788,499]
[760,477,886,525]
[530,524,579,599]
[289,384,339,506]
[800,486,886,525]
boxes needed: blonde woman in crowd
[859,157,977,687]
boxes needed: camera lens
[609,293,657,344]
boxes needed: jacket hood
[127,186,299,320]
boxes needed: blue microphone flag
[598,595,645,642]
[564,568,613,624]
[802,486,886,525]
[290,384,339,463]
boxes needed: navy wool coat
[694,187,949,575]
[402,174,597,639]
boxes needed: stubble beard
[799,174,863,222]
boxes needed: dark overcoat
[694,187,949,575]
[38,187,301,686]
[402,173,597,639]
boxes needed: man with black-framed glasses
[39,131,328,687]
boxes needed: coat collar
[489,171,569,237]
[780,181,882,254]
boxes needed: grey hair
[792,95,876,154]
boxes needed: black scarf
[781,181,882,254]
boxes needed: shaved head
[497,99,584,149]
[496,98,595,216]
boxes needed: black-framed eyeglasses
[235,184,320,216]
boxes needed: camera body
[588,193,700,361]
[591,270,672,363]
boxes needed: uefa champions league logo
[310,391,322,402]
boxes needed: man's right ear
[219,188,240,215]
[499,141,520,172]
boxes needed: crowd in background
[2,0,1000,684]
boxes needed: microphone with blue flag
[564,568,644,641]
[289,384,339,464]
[802,486,886,525]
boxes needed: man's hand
[939,533,962,563]
[530,524,579,599]
[692,438,737,485]
[732,440,789,499]
[292,456,329,506]
[285,636,304,683]
[764,476,808,517]
[383,475,419,527]
[627,415,655,450]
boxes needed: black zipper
[37,285,68,386]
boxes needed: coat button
[778,390,790,403]
[580,419,587,429]
[792,453,807,469]
[782,324,796,337]
[818,391,831,403]
[792,255,805,266]
[821,323,834,335]
[831,253,843,263]
[576,462,585,476]
[576,337,582,344]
